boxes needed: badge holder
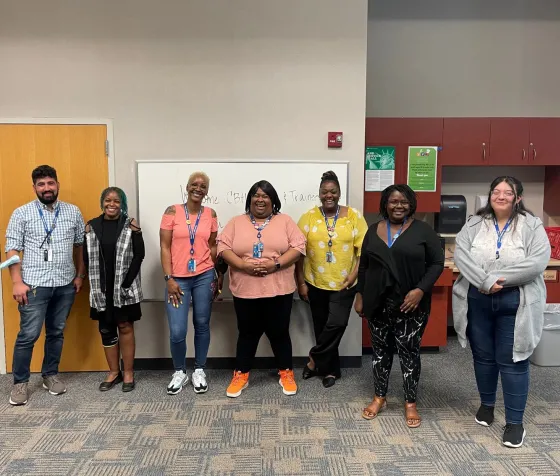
[253,242,264,259]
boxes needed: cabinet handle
[482,143,486,161]
[531,143,537,161]
[522,148,526,160]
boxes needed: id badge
[326,251,333,263]
[187,258,197,273]
[44,249,53,262]
[253,242,263,259]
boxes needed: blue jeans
[467,285,529,424]
[165,269,214,371]
[13,283,76,384]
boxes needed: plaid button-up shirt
[5,199,85,287]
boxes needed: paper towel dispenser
[434,195,467,234]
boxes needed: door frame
[0,118,115,374]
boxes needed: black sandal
[302,364,318,379]
[99,372,123,391]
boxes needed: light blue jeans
[165,269,214,371]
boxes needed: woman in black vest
[84,187,145,392]
[355,184,443,428]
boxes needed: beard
[37,190,58,205]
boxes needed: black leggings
[367,302,429,403]
[307,283,355,378]
[232,293,293,373]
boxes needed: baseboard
[133,356,363,371]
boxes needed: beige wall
[0,0,369,359]
[367,0,560,117]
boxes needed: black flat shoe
[99,372,123,391]
[322,376,336,388]
[122,380,135,392]
[302,365,318,380]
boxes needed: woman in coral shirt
[217,180,306,398]
[160,171,219,396]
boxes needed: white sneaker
[167,371,189,395]
[192,369,208,394]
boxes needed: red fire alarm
[328,131,343,148]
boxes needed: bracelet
[76,274,86,279]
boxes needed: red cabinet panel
[442,118,490,166]
[529,118,560,165]
[489,118,530,165]
[364,118,442,214]
[401,119,443,213]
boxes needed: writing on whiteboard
[179,188,321,206]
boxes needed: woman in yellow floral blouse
[296,171,368,387]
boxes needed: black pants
[232,293,293,373]
[367,301,429,403]
[307,283,355,378]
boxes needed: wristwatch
[77,274,86,279]
[274,259,281,271]
[164,275,174,281]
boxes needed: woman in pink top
[160,171,219,396]
[217,180,306,398]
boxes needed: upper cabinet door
[365,118,404,144]
[441,118,490,166]
[529,118,560,165]
[401,118,443,144]
[489,118,530,165]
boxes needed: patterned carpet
[0,337,559,475]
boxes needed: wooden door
[489,118,530,165]
[529,118,560,165]
[0,124,110,372]
[441,118,491,166]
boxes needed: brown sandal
[404,402,421,428]
[362,396,387,420]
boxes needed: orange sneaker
[226,370,249,398]
[279,369,297,396]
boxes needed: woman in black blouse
[355,184,443,428]
[84,187,145,392]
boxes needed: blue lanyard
[320,206,339,247]
[249,213,272,241]
[493,216,513,259]
[386,218,407,248]
[184,204,203,256]
[36,202,60,245]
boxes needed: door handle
[482,143,486,161]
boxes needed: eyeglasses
[491,190,515,198]
[388,200,410,207]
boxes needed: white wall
[367,0,560,116]
[440,167,546,219]
[0,0,369,359]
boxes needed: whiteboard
[137,160,349,300]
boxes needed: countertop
[444,259,560,273]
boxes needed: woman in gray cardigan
[452,176,550,448]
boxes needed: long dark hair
[476,176,532,222]
[245,180,282,215]
[379,184,417,219]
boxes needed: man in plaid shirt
[4,165,86,406]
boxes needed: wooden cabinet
[441,118,490,166]
[529,118,560,165]
[489,118,531,165]
[364,118,443,214]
